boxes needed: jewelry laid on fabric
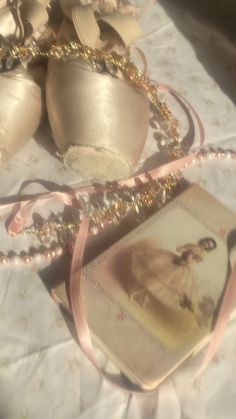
[0,173,178,265]
[20,174,179,235]
[0,145,235,267]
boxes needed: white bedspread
[1,1,236,418]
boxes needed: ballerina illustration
[128,237,217,317]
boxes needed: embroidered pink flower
[116,310,127,321]
[219,228,228,240]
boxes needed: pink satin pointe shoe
[46,0,150,181]
[0,0,50,166]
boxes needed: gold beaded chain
[15,173,180,244]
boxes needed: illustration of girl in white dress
[127,237,217,325]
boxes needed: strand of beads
[0,245,63,266]
[183,147,236,169]
[198,147,236,161]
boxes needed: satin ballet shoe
[0,0,50,166]
[46,1,149,181]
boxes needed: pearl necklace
[0,246,63,266]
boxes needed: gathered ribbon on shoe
[3,85,236,392]
[66,2,142,49]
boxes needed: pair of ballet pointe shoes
[0,0,149,181]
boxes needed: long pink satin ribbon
[3,84,236,391]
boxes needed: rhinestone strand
[185,147,236,169]
[16,173,180,240]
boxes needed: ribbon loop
[98,11,142,47]
[72,5,101,49]
[69,2,142,49]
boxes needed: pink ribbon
[2,84,236,392]
[7,191,76,234]
[70,214,97,363]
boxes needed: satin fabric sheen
[46,57,149,180]
[0,66,42,163]
[46,13,149,181]
[0,1,43,164]
[0,1,16,37]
